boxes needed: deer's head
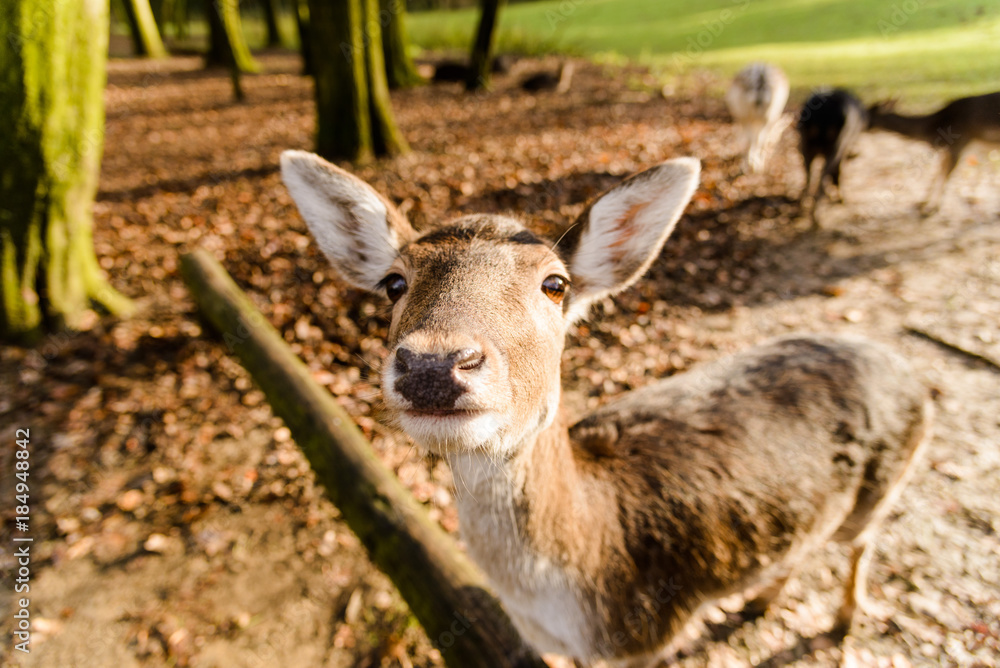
[281,151,699,458]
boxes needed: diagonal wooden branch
[180,249,548,668]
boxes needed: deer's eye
[541,275,569,304]
[379,273,408,303]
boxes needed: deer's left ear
[561,158,700,322]
[280,150,417,292]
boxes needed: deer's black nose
[393,347,485,411]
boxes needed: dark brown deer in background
[868,91,1000,214]
[797,88,868,227]
[281,150,933,667]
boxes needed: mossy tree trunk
[205,0,259,72]
[308,0,408,162]
[380,0,422,89]
[363,0,409,155]
[294,0,312,75]
[0,0,132,342]
[261,0,282,47]
[466,0,504,91]
[121,0,168,57]
[160,0,189,40]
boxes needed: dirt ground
[1,53,998,668]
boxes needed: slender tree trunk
[207,0,246,100]
[363,0,409,155]
[466,0,504,91]
[307,0,407,162]
[174,0,189,39]
[294,0,312,75]
[159,0,188,40]
[380,0,422,89]
[261,0,282,47]
[159,0,183,39]
[121,0,168,57]
[205,0,259,72]
[308,0,371,161]
[0,0,132,342]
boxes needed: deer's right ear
[560,157,700,323]
[280,150,416,291]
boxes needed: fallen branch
[906,325,1000,372]
[180,249,547,668]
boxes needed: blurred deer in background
[868,91,1000,215]
[520,60,576,94]
[797,88,868,227]
[725,62,790,173]
[282,150,933,667]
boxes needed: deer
[867,91,1000,215]
[521,61,576,94]
[797,88,868,227]
[280,150,933,667]
[725,62,790,174]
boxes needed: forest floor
[1,53,998,668]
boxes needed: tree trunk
[294,0,312,75]
[466,0,504,91]
[363,0,410,155]
[160,0,188,40]
[180,249,549,668]
[307,0,408,162]
[205,0,259,72]
[308,0,371,161]
[120,0,168,57]
[380,0,422,89]
[0,0,132,342]
[261,0,282,47]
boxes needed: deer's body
[281,151,932,666]
[457,335,929,661]
[797,89,868,226]
[725,63,790,173]
[868,92,1000,213]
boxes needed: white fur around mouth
[396,409,504,452]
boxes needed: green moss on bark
[205,0,259,73]
[0,0,132,341]
[309,0,371,162]
[308,0,408,162]
[381,0,422,89]
[121,0,168,58]
[364,0,409,156]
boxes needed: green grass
[407,0,1000,107]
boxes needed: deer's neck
[448,411,616,571]
[447,411,618,657]
[870,110,938,143]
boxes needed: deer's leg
[922,143,966,215]
[826,158,845,204]
[809,157,834,229]
[742,567,795,620]
[832,538,874,639]
[800,151,818,219]
[747,122,765,173]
